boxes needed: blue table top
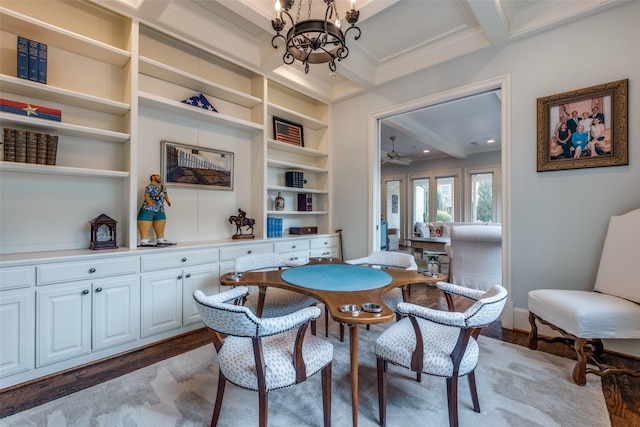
[281,264,392,292]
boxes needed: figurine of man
[137,174,172,246]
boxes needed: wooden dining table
[219,259,446,427]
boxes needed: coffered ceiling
[96,0,624,160]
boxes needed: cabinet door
[92,276,140,351]
[37,283,91,367]
[182,264,218,325]
[141,270,182,338]
[0,289,34,379]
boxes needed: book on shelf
[36,132,47,165]
[38,42,47,84]
[267,217,283,238]
[14,129,26,162]
[3,128,16,162]
[25,131,37,164]
[46,134,58,166]
[27,39,39,82]
[17,36,28,80]
[297,193,313,211]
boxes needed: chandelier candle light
[272,0,361,73]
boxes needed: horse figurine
[229,209,255,238]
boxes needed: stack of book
[3,128,58,165]
[267,217,283,238]
[285,171,305,188]
[17,36,47,84]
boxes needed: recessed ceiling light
[486,139,495,143]
[423,149,430,153]
[116,0,144,10]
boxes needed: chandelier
[271,0,361,74]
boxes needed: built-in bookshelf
[0,0,332,254]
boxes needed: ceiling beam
[467,0,510,45]
[386,116,467,159]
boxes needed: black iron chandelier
[271,0,361,74]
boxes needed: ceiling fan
[381,136,411,165]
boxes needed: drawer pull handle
[177,275,183,280]
[185,273,191,278]
[89,268,96,273]
[247,250,252,254]
[292,245,296,249]
[324,242,328,245]
[82,289,89,295]
[95,287,103,293]
[181,258,187,262]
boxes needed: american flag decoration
[273,117,303,147]
[0,98,61,122]
[181,93,217,112]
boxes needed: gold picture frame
[536,79,628,172]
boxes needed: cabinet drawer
[309,236,338,250]
[274,239,309,253]
[141,249,219,272]
[0,266,35,290]
[38,258,139,286]
[219,244,273,261]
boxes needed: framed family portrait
[161,140,234,190]
[536,79,628,172]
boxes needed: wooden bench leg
[572,338,588,386]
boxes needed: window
[411,170,460,228]
[465,166,501,223]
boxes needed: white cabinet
[309,236,340,259]
[36,275,139,367]
[140,249,219,337]
[0,288,34,378]
[275,239,310,264]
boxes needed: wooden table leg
[256,286,267,317]
[349,324,359,427]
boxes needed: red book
[0,98,61,122]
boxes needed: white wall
[332,2,640,315]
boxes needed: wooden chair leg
[377,357,387,427]
[311,319,317,336]
[467,371,480,413]
[339,323,345,342]
[324,306,329,337]
[211,372,227,427]
[322,363,332,427]
[572,337,589,386]
[446,376,459,427]
[258,389,268,427]
[527,311,539,350]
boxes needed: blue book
[28,39,39,82]
[38,42,47,84]
[17,36,28,79]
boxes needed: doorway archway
[368,74,513,328]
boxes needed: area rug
[2,321,609,427]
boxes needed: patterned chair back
[355,251,418,270]
[194,287,276,337]
[233,252,287,273]
[462,285,508,328]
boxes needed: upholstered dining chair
[233,252,320,334]
[375,282,508,427]
[339,251,418,341]
[193,287,333,427]
[528,208,640,385]
[444,225,502,310]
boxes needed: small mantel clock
[89,214,118,250]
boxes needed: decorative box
[286,171,304,188]
[290,226,318,235]
[297,193,312,211]
[0,98,61,122]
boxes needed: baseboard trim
[0,328,210,419]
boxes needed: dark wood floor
[1,283,639,425]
